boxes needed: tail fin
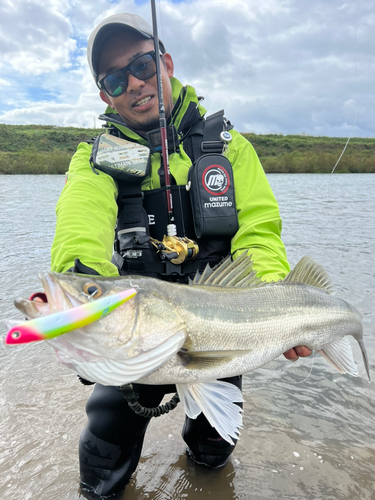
[357,338,371,381]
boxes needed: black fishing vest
[110,110,236,282]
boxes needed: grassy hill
[0,124,374,174]
[243,133,375,173]
[0,124,99,174]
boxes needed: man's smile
[133,95,154,109]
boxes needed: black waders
[79,376,242,498]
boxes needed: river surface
[0,174,374,500]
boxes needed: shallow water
[0,174,374,500]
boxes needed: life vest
[93,110,238,282]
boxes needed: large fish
[4,255,371,443]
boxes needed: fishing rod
[149,0,198,264]
[150,0,175,237]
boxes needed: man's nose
[126,72,145,92]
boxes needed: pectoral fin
[176,380,244,445]
[178,348,252,369]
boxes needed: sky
[0,0,374,137]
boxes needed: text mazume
[205,196,233,208]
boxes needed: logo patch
[202,165,230,195]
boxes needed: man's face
[97,32,174,135]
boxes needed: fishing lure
[5,288,137,345]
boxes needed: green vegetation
[0,124,99,174]
[243,133,375,173]
[0,124,374,174]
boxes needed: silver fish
[7,255,371,443]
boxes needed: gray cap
[87,12,166,81]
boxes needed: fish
[3,254,371,443]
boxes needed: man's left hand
[283,345,312,361]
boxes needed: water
[0,174,374,500]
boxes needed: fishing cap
[87,12,166,81]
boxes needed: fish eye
[11,331,21,339]
[82,282,104,298]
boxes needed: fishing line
[330,111,357,175]
[326,1,363,273]
[293,351,315,384]
[330,1,362,177]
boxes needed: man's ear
[99,89,112,106]
[163,53,174,78]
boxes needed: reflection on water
[0,174,374,499]
[126,451,237,499]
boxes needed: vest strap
[116,256,221,277]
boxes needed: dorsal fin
[282,256,334,293]
[190,252,266,288]
[203,255,233,285]
[193,262,214,285]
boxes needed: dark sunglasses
[98,51,159,97]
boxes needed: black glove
[67,258,100,275]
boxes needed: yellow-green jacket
[51,77,290,281]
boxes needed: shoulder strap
[116,180,144,227]
[183,110,234,163]
[202,110,226,153]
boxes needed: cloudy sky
[0,0,373,137]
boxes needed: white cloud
[0,0,374,137]
[0,0,75,74]
[0,78,11,87]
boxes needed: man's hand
[283,346,312,361]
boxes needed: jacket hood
[98,77,207,147]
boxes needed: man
[51,12,311,498]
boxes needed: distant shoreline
[0,124,374,174]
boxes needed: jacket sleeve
[50,142,120,276]
[229,131,290,282]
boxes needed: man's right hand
[283,345,312,361]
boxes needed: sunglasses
[98,51,159,98]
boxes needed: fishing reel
[150,236,199,265]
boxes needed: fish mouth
[14,296,51,320]
[13,273,82,321]
[39,273,83,313]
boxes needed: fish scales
[138,281,363,384]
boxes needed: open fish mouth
[10,272,86,322]
[5,273,137,345]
